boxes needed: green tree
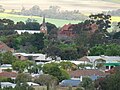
[89,44,120,56]
[89,45,105,56]
[42,63,70,82]
[80,77,94,90]
[59,61,76,71]
[34,74,57,90]
[1,52,17,64]
[45,45,61,60]
[15,73,32,83]
[12,60,33,73]
[60,48,78,60]
[96,71,120,90]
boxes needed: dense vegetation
[12,5,87,21]
[0,14,120,59]
[103,9,120,16]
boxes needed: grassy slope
[0,13,80,27]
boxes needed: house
[79,56,120,69]
[27,82,39,86]
[1,82,16,88]
[104,63,120,72]
[0,41,14,53]
[15,30,40,35]
[13,53,52,63]
[15,16,47,35]
[69,69,108,81]
[40,16,47,35]
[0,64,12,72]
[59,79,81,87]
[0,72,17,79]
[58,24,76,40]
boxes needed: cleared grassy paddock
[0,13,119,27]
[0,13,80,27]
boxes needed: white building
[15,30,40,35]
[0,64,12,72]
[1,82,16,88]
[13,53,53,64]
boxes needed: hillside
[0,13,80,27]
[0,0,120,13]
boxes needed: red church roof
[61,24,74,31]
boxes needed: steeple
[40,16,47,34]
[42,16,45,26]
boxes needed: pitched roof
[0,41,13,52]
[69,70,108,78]
[79,56,120,63]
[60,24,74,31]
[0,72,17,78]
[78,56,90,62]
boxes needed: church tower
[40,16,47,34]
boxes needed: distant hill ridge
[103,0,120,3]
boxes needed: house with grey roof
[79,55,120,70]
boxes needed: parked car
[59,79,81,87]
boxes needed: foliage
[95,59,106,69]
[15,73,32,83]
[12,60,33,73]
[59,61,77,71]
[113,31,120,39]
[60,48,78,60]
[80,77,94,90]
[28,64,42,74]
[75,87,84,90]
[95,71,120,90]
[19,5,87,21]
[34,74,57,90]
[89,44,120,56]
[0,77,13,82]
[2,33,44,53]
[42,62,70,82]
[15,82,35,90]
[44,45,61,60]
[0,52,17,64]
[77,64,93,69]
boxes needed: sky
[0,0,120,12]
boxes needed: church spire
[42,15,45,26]
[40,16,47,34]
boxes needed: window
[18,56,21,59]
[106,66,109,69]
[110,66,114,69]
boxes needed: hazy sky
[0,0,120,12]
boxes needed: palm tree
[94,59,106,69]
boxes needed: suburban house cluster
[0,17,120,87]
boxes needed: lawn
[0,13,80,27]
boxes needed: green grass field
[0,13,80,27]
[0,13,120,27]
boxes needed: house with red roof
[0,72,17,79]
[0,41,14,53]
[69,69,108,81]
[58,24,76,40]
